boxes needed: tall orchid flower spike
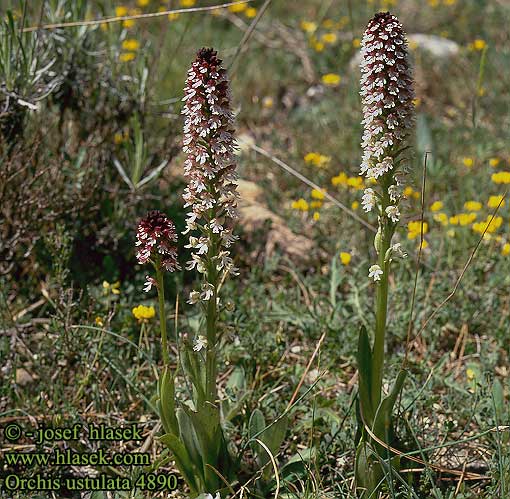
[157,48,239,497]
[355,12,415,498]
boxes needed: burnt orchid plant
[355,11,415,498]
[157,47,239,497]
[136,48,289,498]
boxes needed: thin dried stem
[244,141,377,232]
[403,151,429,367]
[22,1,251,32]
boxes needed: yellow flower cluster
[311,188,325,200]
[433,213,448,226]
[331,172,364,190]
[119,37,140,62]
[407,221,428,240]
[291,198,309,211]
[132,304,155,321]
[472,216,503,234]
[225,3,257,17]
[115,5,141,28]
[404,186,420,200]
[487,195,505,208]
[449,213,477,226]
[304,152,331,168]
[464,201,482,211]
[492,171,510,184]
[430,201,443,212]
[103,280,120,295]
[114,129,130,145]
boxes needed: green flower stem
[205,235,219,404]
[371,181,393,411]
[155,259,170,366]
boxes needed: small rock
[16,368,34,386]
[349,33,460,69]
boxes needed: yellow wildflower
[347,177,364,190]
[132,305,156,321]
[502,243,510,256]
[123,19,135,28]
[95,316,104,327]
[262,96,274,109]
[430,201,443,212]
[111,281,121,295]
[419,239,429,250]
[462,157,474,168]
[408,221,428,240]
[489,157,500,167]
[300,21,317,33]
[180,0,196,6]
[322,19,334,29]
[304,152,331,168]
[114,132,124,145]
[472,39,487,51]
[428,0,440,7]
[466,368,475,381]
[313,212,320,221]
[321,32,337,44]
[352,38,361,48]
[351,201,359,210]
[119,52,136,62]
[310,201,323,209]
[311,188,326,200]
[137,0,150,6]
[464,201,482,211]
[228,3,247,12]
[336,16,349,29]
[404,186,420,200]
[433,213,448,226]
[458,213,477,226]
[321,73,341,87]
[168,13,180,20]
[472,216,503,234]
[245,7,257,18]
[122,39,140,51]
[340,252,351,265]
[115,6,128,16]
[313,41,325,52]
[492,171,510,184]
[449,215,459,226]
[487,195,506,208]
[291,199,309,211]
[331,172,348,186]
